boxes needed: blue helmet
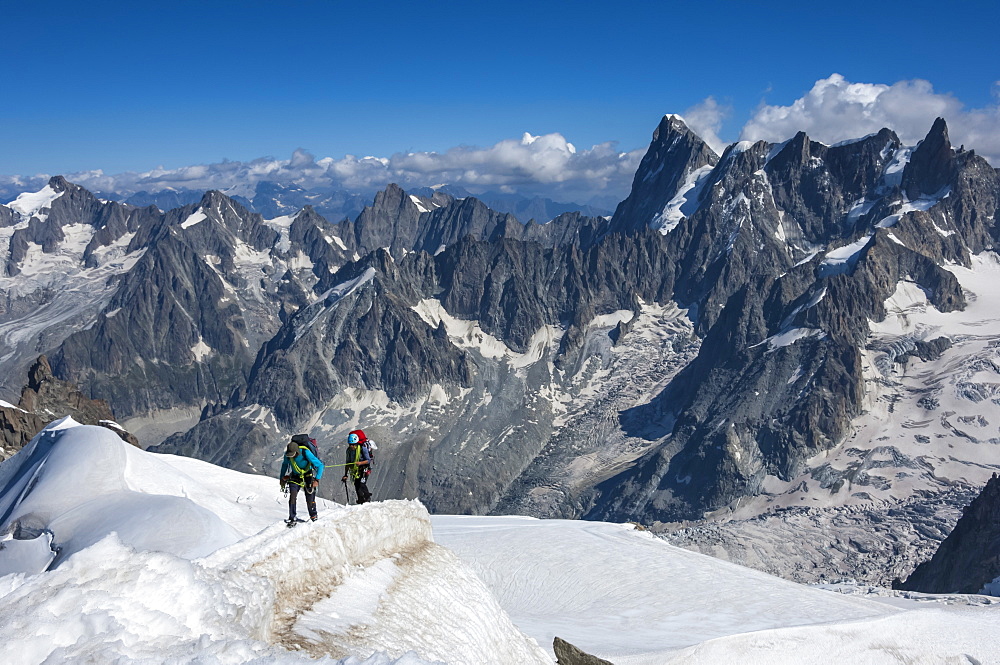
[348,432,360,445]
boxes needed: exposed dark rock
[45,189,353,422]
[50,227,257,418]
[153,411,273,471]
[895,473,1000,594]
[0,355,137,460]
[610,115,719,235]
[240,249,477,426]
[0,402,45,462]
[554,636,614,665]
[98,420,141,446]
[19,355,115,425]
[905,337,953,363]
[585,119,994,523]
[903,117,954,200]
[0,202,14,228]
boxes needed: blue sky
[3,0,999,202]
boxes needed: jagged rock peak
[199,188,251,213]
[42,175,94,203]
[609,114,721,234]
[653,114,702,143]
[366,183,412,213]
[903,117,954,199]
[48,175,73,193]
[770,131,814,163]
[27,354,55,393]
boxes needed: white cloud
[738,74,1000,164]
[682,96,731,155]
[9,134,644,208]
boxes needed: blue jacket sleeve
[304,449,324,480]
[280,459,289,478]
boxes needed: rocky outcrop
[554,637,614,665]
[902,117,954,201]
[0,355,136,460]
[0,403,45,462]
[520,211,610,249]
[18,355,115,424]
[346,184,428,256]
[895,473,1000,594]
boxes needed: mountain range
[0,179,613,229]
[2,114,998,586]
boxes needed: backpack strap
[289,447,313,476]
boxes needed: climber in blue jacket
[279,439,324,524]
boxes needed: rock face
[152,232,693,513]
[0,355,136,460]
[610,115,719,235]
[585,118,999,523]
[18,355,115,425]
[896,474,1000,594]
[2,116,1000,590]
[337,184,610,259]
[0,403,45,463]
[553,636,614,665]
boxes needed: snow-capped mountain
[2,419,997,664]
[2,115,999,588]
[22,181,614,231]
[589,117,997,522]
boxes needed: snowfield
[1,420,998,664]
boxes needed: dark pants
[353,476,372,504]
[288,475,318,520]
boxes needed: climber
[280,437,324,525]
[342,430,373,504]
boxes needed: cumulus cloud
[682,96,731,155]
[17,133,644,208]
[738,74,1000,164]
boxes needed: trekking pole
[343,478,350,505]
